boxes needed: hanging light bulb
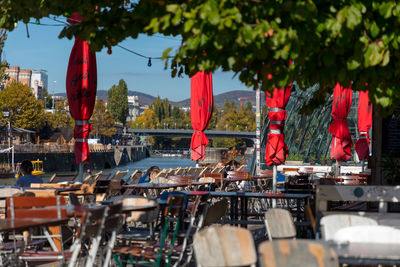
[35,19,40,24]
[147,57,152,67]
[107,48,112,55]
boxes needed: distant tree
[107,79,129,125]
[0,81,45,130]
[91,99,116,137]
[133,109,156,129]
[42,89,53,109]
[0,29,8,90]
[47,99,74,129]
[149,97,172,123]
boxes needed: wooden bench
[316,185,400,228]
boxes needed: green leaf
[370,22,380,38]
[381,50,390,66]
[347,58,360,70]
[379,2,394,18]
[346,6,362,30]
[162,47,172,60]
[166,4,179,13]
[184,19,195,32]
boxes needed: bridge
[127,129,256,140]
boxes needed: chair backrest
[76,206,107,239]
[123,170,139,185]
[6,196,67,219]
[203,199,228,227]
[193,225,257,267]
[320,214,378,241]
[122,197,159,224]
[227,171,250,179]
[164,193,187,218]
[104,203,123,229]
[333,225,400,244]
[111,170,129,182]
[49,174,77,184]
[258,240,338,267]
[167,175,195,185]
[264,208,296,240]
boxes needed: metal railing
[0,143,113,153]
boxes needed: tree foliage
[0,29,8,90]
[1,1,400,114]
[91,99,116,137]
[46,99,74,129]
[107,79,129,125]
[0,81,45,130]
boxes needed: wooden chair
[20,206,107,267]
[101,203,123,267]
[193,225,257,267]
[264,208,296,240]
[6,196,68,251]
[49,174,77,184]
[258,240,338,267]
[226,170,250,179]
[333,225,400,244]
[113,194,187,267]
[202,199,229,227]
[320,214,377,241]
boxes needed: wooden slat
[258,240,338,267]
[193,225,256,267]
[264,208,296,240]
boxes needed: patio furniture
[320,214,377,241]
[258,240,338,267]
[100,203,123,267]
[333,225,400,244]
[49,173,77,184]
[193,225,257,267]
[202,199,228,227]
[113,194,187,267]
[316,185,400,228]
[264,208,296,240]
[6,196,68,252]
[20,206,107,267]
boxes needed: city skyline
[2,18,251,101]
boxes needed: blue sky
[2,18,251,101]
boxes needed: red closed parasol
[265,85,292,166]
[355,91,372,160]
[329,83,353,162]
[66,13,97,164]
[190,71,213,161]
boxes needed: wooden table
[0,218,70,232]
[182,191,311,225]
[322,240,400,265]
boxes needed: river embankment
[0,145,149,172]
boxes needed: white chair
[264,208,296,240]
[193,225,257,267]
[320,214,378,240]
[334,225,400,244]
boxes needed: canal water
[0,157,198,186]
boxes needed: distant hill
[173,90,264,108]
[54,89,263,107]
[54,90,157,105]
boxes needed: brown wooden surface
[193,225,257,267]
[259,240,338,267]
[264,208,296,240]
[0,218,69,232]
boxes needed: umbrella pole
[361,160,365,173]
[76,162,84,182]
[335,161,340,177]
[272,165,277,208]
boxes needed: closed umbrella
[265,85,292,193]
[355,90,372,169]
[190,71,213,161]
[328,83,353,174]
[66,13,97,180]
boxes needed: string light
[147,57,152,67]
[107,48,112,55]
[35,19,40,25]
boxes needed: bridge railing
[0,143,113,153]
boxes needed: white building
[30,69,48,99]
[127,96,143,122]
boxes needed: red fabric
[190,71,213,161]
[66,13,97,164]
[328,83,353,162]
[355,91,372,160]
[265,85,292,165]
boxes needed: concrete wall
[0,146,149,173]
